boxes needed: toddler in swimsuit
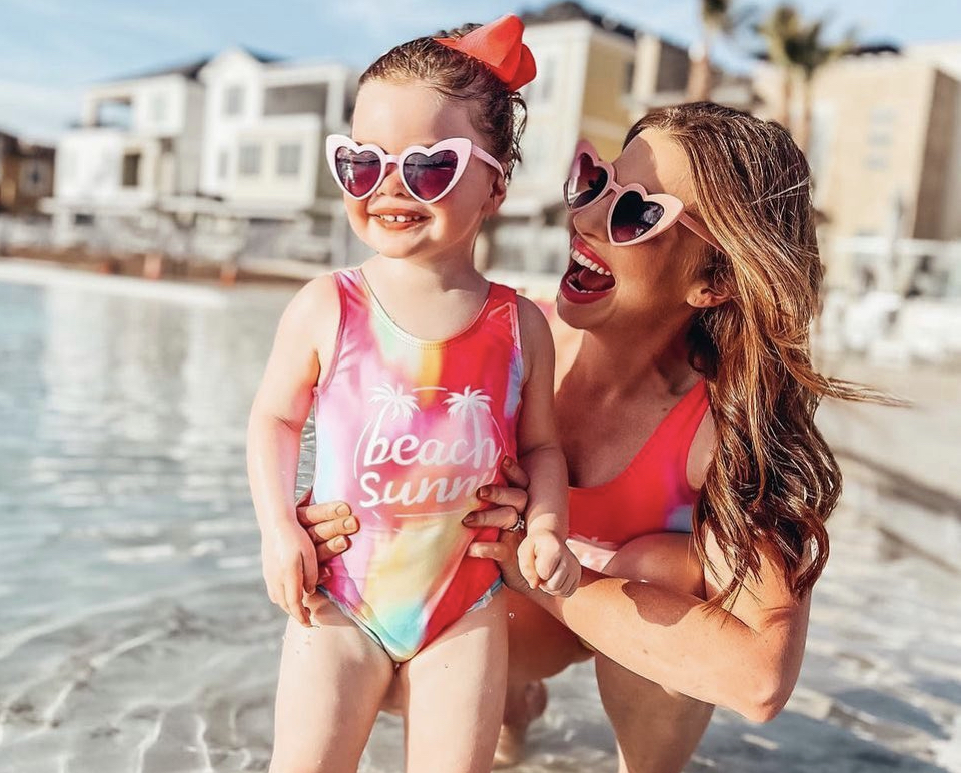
[247,16,580,773]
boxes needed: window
[218,149,229,179]
[224,85,245,117]
[524,56,555,105]
[238,144,261,176]
[122,152,141,187]
[623,61,635,96]
[276,143,301,176]
[150,93,167,123]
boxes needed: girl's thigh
[398,591,509,773]
[269,595,394,773]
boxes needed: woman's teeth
[570,247,611,276]
[376,214,424,223]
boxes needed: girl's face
[557,128,712,332]
[344,79,505,265]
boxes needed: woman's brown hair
[627,102,887,607]
[359,25,527,180]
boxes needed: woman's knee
[602,533,705,599]
[505,588,590,682]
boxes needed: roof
[520,1,637,41]
[105,47,285,83]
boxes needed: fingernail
[331,536,347,551]
[463,515,477,526]
[502,457,513,470]
[343,516,357,531]
[335,503,350,517]
[477,486,490,499]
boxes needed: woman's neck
[569,317,699,399]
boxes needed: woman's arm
[482,528,811,722]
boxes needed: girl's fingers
[302,549,319,593]
[534,549,561,583]
[285,566,308,626]
[518,545,539,590]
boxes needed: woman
[295,102,873,772]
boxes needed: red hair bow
[436,14,537,91]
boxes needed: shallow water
[1,265,959,772]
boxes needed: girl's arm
[247,276,339,625]
[512,298,579,595]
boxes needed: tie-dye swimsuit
[310,268,524,662]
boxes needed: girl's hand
[296,488,359,563]
[260,517,320,627]
[516,530,581,597]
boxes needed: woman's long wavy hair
[628,102,885,607]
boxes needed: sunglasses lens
[335,147,381,197]
[402,150,459,201]
[610,191,664,243]
[565,153,608,209]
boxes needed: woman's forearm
[246,413,304,534]
[528,569,805,721]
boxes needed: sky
[2,0,960,143]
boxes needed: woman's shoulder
[687,394,716,490]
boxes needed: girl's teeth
[379,214,423,223]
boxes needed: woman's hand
[465,457,535,593]
[296,488,359,563]
[260,517,321,627]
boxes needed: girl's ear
[484,173,508,217]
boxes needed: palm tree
[756,4,855,153]
[687,0,755,102]
[444,387,495,468]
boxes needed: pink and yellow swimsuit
[310,269,524,662]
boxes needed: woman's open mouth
[561,238,615,303]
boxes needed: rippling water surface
[1,265,959,772]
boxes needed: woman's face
[557,128,711,331]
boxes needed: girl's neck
[363,251,487,294]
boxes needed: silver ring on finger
[506,515,526,533]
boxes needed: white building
[45,48,358,265]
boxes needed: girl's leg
[399,592,509,773]
[594,533,714,773]
[269,595,395,773]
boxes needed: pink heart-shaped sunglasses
[326,134,504,204]
[565,140,724,252]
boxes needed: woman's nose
[570,192,611,242]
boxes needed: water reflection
[0,271,959,772]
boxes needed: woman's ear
[686,278,730,309]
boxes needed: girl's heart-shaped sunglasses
[564,140,724,253]
[326,135,504,204]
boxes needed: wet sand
[1,263,959,772]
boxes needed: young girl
[246,16,580,773]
